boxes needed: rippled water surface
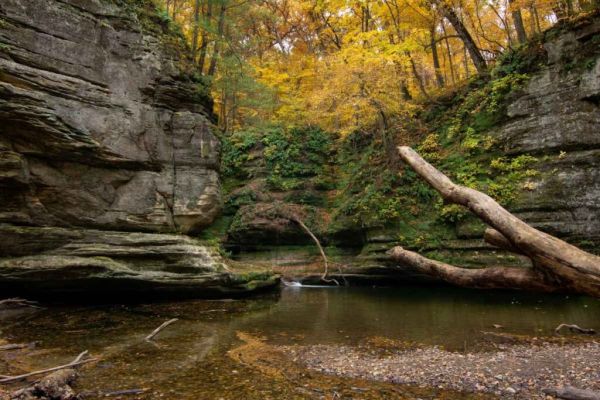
[2,286,599,399]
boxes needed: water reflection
[1,286,599,398]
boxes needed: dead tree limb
[290,215,340,286]
[554,324,596,335]
[145,318,178,341]
[388,246,560,292]
[0,351,95,384]
[543,387,600,400]
[396,146,600,297]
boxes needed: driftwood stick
[388,246,560,292]
[543,386,600,400]
[103,388,149,396]
[397,146,600,297]
[145,318,178,341]
[0,343,28,351]
[0,351,96,384]
[290,215,340,286]
[554,324,596,335]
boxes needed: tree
[429,0,487,74]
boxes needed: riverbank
[283,338,600,399]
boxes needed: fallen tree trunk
[394,146,600,297]
[388,247,561,292]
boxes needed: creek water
[1,286,599,399]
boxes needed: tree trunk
[198,0,213,74]
[207,1,226,77]
[191,0,202,58]
[430,26,445,87]
[430,0,487,74]
[442,23,457,84]
[407,52,431,99]
[393,146,600,297]
[510,0,528,44]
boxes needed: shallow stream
[1,286,599,399]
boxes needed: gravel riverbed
[283,340,600,399]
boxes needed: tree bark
[430,0,487,74]
[395,146,600,297]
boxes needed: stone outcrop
[495,18,600,245]
[0,0,276,296]
[0,0,221,233]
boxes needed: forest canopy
[157,0,597,134]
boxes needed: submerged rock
[0,0,277,296]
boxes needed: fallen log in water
[391,146,600,297]
[388,246,561,292]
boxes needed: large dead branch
[396,146,600,297]
[388,246,560,292]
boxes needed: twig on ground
[0,350,96,384]
[145,318,179,341]
[103,388,150,397]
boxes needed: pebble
[282,341,600,399]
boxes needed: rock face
[0,0,221,233]
[0,0,276,296]
[494,18,600,246]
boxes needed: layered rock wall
[0,0,276,296]
[0,0,221,234]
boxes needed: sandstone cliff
[0,0,275,296]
